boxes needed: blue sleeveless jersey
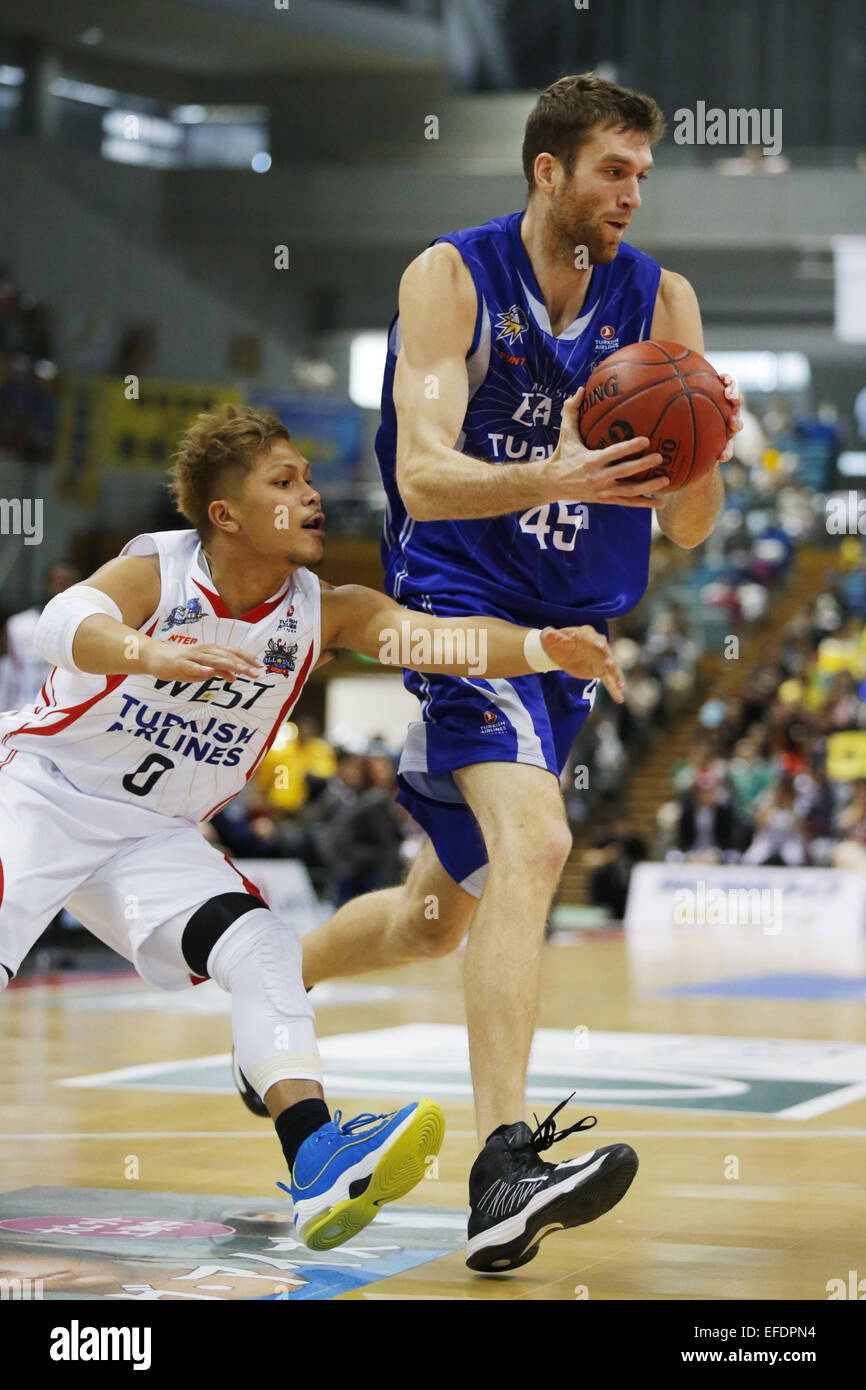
[375,209,662,629]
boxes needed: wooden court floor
[1,928,865,1301]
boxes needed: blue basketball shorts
[396,667,598,898]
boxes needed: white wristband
[34,585,124,673]
[523,627,560,672]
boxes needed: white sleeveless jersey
[0,529,321,822]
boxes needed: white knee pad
[207,908,321,1101]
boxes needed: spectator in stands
[588,717,628,797]
[672,733,721,796]
[796,759,838,865]
[0,352,58,462]
[254,714,337,814]
[0,266,59,462]
[582,811,647,921]
[209,781,298,861]
[2,560,81,709]
[644,608,698,683]
[728,733,775,821]
[823,670,863,733]
[742,772,808,867]
[832,780,866,873]
[110,322,158,378]
[619,658,663,748]
[674,770,744,861]
[317,753,405,906]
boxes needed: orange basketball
[578,341,731,492]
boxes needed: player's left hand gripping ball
[718,374,743,463]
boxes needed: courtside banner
[624,862,866,935]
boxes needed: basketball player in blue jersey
[276,73,744,1273]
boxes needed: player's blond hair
[522,72,666,195]
[167,403,291,538]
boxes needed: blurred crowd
[3,268,866,944]
[0,263,58,463]
[204,715,422,908]
[576,398,866,921]
[565,450,818,834]
[657,547,866,874]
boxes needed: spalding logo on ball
[579,341,732,493]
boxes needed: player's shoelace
[528,1093,598,1153]
[330,1109,391,1135]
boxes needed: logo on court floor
[56,1025,866,1119]
[0,1191,465,1301]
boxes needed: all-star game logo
[262,637,298,678]
[495,304,529,347]
[162,597,203,631]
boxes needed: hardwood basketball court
[2,924,864,1302]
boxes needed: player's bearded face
[550,178,619,265]
[549,127,651,266]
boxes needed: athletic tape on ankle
[35,585,124,673]
[246,1052,323,1100]
[523,627,560,672]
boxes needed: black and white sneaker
[232,1047,269,1119]
[465,1096,638,1272]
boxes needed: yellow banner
[56,377,241,504]
[827,731,866,782]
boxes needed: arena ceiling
[0,0,440,75]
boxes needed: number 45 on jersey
[519,502,589,551]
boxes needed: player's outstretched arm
[395,244,661,522]
[34,555,262,681]
[321,585,625,702]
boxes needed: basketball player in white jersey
[0,403,628,1252]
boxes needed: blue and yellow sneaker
[278,1100,445,1250]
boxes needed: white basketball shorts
[0,749,267,990]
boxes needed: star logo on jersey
[162,597,203,630]
[262,637,298,678]
[495,304,529,346]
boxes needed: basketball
[578,341,731,492]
